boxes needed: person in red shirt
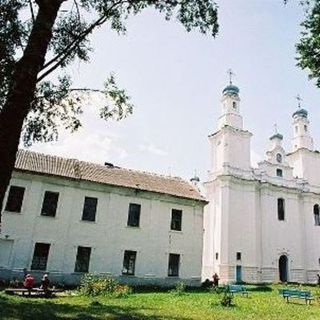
[23,274,34,290]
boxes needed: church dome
[292,108,308,118]
[223,84,240,95]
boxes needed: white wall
[0,171,205,285]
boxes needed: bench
[226,284,249,297]
[5,288,63,297]
[279,288,314,305]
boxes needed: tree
[296,0,320,87]
[0,0,219,228]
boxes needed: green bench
[226,284,249,297]
[279,288,314,305]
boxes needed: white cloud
[139,142,168,156]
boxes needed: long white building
[203,82,320,284]
[0,150,206,285]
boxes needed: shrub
[79,273,131,298]
[220,291,233,307]
[170,281,187,295]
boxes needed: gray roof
[14,150,206,202]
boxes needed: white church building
[0,80,320,285]
[202,82,320,284]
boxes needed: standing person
[40,274,50,291]
[213,273,220,288]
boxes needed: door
[279,255,288,282]
[0,239,13,268]
[236,265,242,283]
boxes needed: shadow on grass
[0,294,191,320]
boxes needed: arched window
[314,204,320,226]
[304,125,308,132]
[276,153,282,163]
[278,198,285,221]
[232,101,237,109]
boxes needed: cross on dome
[227,68,235,85]
[295,94,303,109]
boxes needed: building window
[295,126,298,133]
[276,169,283,177]
[31,243,50,271]
[168,253,180,277]
[74,246,91,272]
[122,250,137,275]
[5,186,25,213]
[82,197,98,221]
[278,198,285,221]
[41,191,59,217]
[171,209,182,231]
[236,252,242,260]
[232,101,237,109]
[314,204,320,226]
[215,252,219,260]
[304,125,308,132]
[276,153,282,163]
[127,203,141,227]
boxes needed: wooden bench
[226,284,249,297]
[5,288,63,297]
[279,288,314,305]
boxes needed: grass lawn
[1,285,320,320]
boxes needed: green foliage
[296,0,320,87]
[79,273,132,298]
[220,290,233,307]
[170,281,187,295]
[0,0,219,146]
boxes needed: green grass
[1,285,320,320]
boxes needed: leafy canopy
[0,0,219,146]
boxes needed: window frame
[314,204,320,226]
[5,185,25,213]
[74,246,91,273]
[276,168,283,178]
[236,252,242,261]
[277,198,285,221]
[170,209,182,231]
[122,250,137,276]
[168,253,180,277]
[30,243,50,271]
[127,203,141,227]
[81,196,98,222]
[41,191,59,217]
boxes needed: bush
[220,291,233,307]
[79,273,131,298]
[170,281,187,295]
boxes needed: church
[202,81,320,284]
[0,79,320,285]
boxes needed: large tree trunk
[0,0,63,230]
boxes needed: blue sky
[31,0,320,182]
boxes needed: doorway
[279,255,288,282]
[236,265,242,283]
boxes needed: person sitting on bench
[23,274,34,290]
[40,274,50,291]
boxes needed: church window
[232,101,237,109]
[314,204,320,226]
[74,246,91,272]
[171,209,182,231]
[31,243,50,271]
[127,203,141,227]
[236,252,242,260]
[122,250,137,275]
[41,191,59,217]
[82,197,98,222]
[277,198,285,221]
[295,126,298,133]
[304,125,308,132]
[215,252,219,260]
[5,185,25,213]
[276,169,283,177]
[168,253,180,277]
[276,153,282,163]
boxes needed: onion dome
[269,133,283,141]
[292,108,308,118]
[222,84,240,95]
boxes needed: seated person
[40,274,50,291]
[23,274,34,290]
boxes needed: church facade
[202,83,320,284]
